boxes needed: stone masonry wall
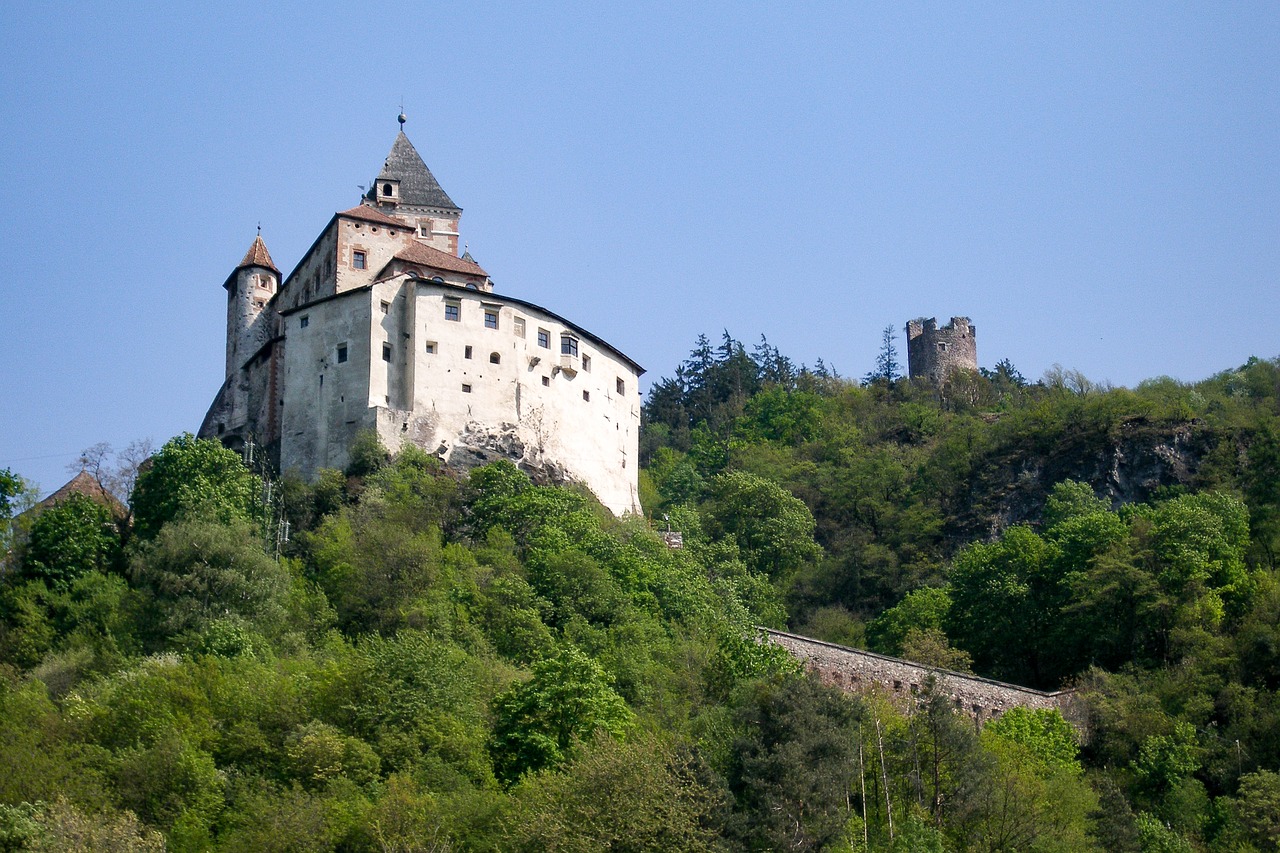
[906,316,978,383]
[763,629,1081,727]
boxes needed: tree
[863,324,900,386]
[700,471,822,582]
[20,493,121,588]
[130,433,263,539]
[490,646,632,784]
[130,518,290,638]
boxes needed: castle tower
[906,316,977,383]
[224,234,279,378]
[365,124,462,255]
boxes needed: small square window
[541,376,550,386]
[382,343,392,361]
[560,335,578,357]
[300,316,309,329]
[616,377,625,395]
[537,328,550,348]
[581,353,591,372]
[425,341,437,354]
[484,309,499,330]
[337,344,348,363]
[464,345,473,359]
[513,317,526,338]
[381,300,390,314]
[462,384,472,393]
[445,303,460,322]
[352,251,366,270]
[583,390,590,402]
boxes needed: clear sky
[2,3,1277,495]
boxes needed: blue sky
[2,3,1277,495]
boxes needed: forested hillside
[1,338,1278,851]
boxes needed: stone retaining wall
[763,628,1081,727]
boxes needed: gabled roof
[365,131,459,211]
[393,240,488,277]
[37,470,126,517]
[236,235,279,273]
[337,204,409,229]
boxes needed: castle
[199,119,644,515]
[906,316,977,383]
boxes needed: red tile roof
[237,235,279,273]
[337,204,408,228]
[395,240,488,277]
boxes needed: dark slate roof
[394,241,488,276]
[365,132,459,211]
[236,235,279,273]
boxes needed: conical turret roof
[366,131,459,211]
[236,234,279,273]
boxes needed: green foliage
[984,707,1081,773]
[129,433,263,539]
[20,493,121,588]
[130,518,291,640]
[700,470,821,581]
[490,646,632,784]
[866,586,951,656]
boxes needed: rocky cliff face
[959,418,1215,540]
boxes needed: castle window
[583,390,590,402]
[381,300,390,314]
[462,384,472,393]
[581,353,591,372]
[513,317,526,338]
[464,345,473,359]
[489,352,501,364]
[484,309,499,330]
[432,276,444,283]
[542,376,550,386]
[537,328,550,348]
[938,342,948,352]
[616,377,625,394]
[560,335,578,357]
[352,251,366,270]
[382,343,392,361]
[300,316,309,329]
[445,303,460,322]
[465,282,479,291]
[382,183,394,197]
[425,341,437,354]
[419,221,431,237]
[337,344,348,363]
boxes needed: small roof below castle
[338,203,410,229]
[365,131,459,211]
[236,235,279,274]
[36,470,126,516]
[394,240,488,277]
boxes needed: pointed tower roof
[366,131,459,211]
[236,234,279,273]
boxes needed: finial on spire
[256,221,261,236]
[398,102,406,128]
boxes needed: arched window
[382,183,394,196]
[465,282,479,291]
[489,352,501,364]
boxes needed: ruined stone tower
[906,316,977,383]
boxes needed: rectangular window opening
[560,335,578,357]
[484,310,499,330]
[464,345,473,359]
[513,317,526,338]
[582,390,590,401]
[581,353,591,372]
[300,316,309,328]
[445,303,460,322]
[381,300,390,314]
[616,377,625,395]
[461,384,472,393]
[337,344,348,363]
[352,251,366,270]
[382,343,392,361]
[541,376,550,387]
[425,341,437,354]
[537,328,550,348]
